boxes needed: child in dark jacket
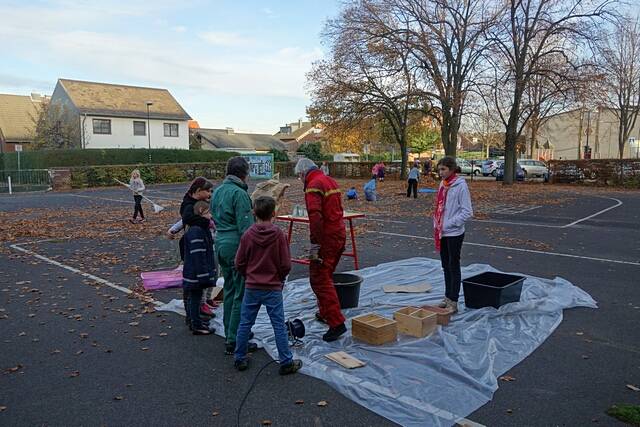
[233,196,302,375]
[183,201,217,335]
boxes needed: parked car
[518,159,549,177]
[482,159,503,176]
[496,162,525,181]
[456,158,482,175]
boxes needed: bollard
[8,176,12,195]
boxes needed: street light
[584,107,597,159]
[146,101,153,162]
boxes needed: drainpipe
[81,113,88,149]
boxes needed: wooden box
[420,305,453,326]
[351,313,397,345]
[393,307,437,338]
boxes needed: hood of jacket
[245,222,279,248]
[224,174,248,191]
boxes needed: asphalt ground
[1,178,639,426]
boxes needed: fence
[0,169,52,193]
[549,159,640,187]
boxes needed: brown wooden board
[325,351,366,369]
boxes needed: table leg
[287,220,294,245]
[349,218,359,270]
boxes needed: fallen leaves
[113,396,124,401]
[0,406,6,412]
[295,400,304,405]
[68,371,80,378]
[499,375,516,382]
[626,384,640,392]
[4,364,23,373]
[261,420,272,426]
[317,400,328,407]
[212,411,220,417]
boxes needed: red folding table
[276,211,365,270]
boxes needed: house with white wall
[50,79,191,150]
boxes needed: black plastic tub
[462,272,525,309]
[333,273,363,309]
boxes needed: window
[133,121,146,136]
[164,123,179,137]
[93,119,111,135]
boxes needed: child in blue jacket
[183,201,217,335]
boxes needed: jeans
[235,289,293,366]
[133,195,144,219]
[440,234,465,302]
[183,286,205,329]
[407,179,418,198]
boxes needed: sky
[0,0,341,133]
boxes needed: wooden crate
[351,313,397,345]
[393,307,437,338]
[420,305,453,326]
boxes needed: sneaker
[322,323,347,342]
[225,342,258,355]
[437,298,449,308]
[234,359,249,371]
[446,299,459,314]
[279,359,302,375]
[139,218,146,223]
[128,218,136,224]
[192,327,213,336]
[200,303,216,318]
[315,312,327,324]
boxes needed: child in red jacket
[233,196,302,375]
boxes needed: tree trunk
[400,138,408,180]
[440,109,457,157]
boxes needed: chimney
[31,93,42,102]
[298,118,303,128]
[226,127,234,135]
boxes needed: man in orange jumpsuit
[294,158,347,341]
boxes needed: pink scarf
[433,174,458,251]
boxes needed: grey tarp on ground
[198,257,597,426]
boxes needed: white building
[50,79,191,150]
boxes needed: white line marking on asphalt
[9,243,165,306]
[564,196,623,227]
[473,196,623,229]
[371,231,640,266]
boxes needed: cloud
[199,31,253,47]
[263,7,276,17]
[172,25,187,33]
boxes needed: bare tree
[307,4,428,178]
[486,0,611,184]
[594,15,640,160]
[344,0,499,157]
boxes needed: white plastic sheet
[214,257,596,426]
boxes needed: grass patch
[607,404,640,426]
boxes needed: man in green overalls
[211,157,256,355]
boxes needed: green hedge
[1,149,236,170]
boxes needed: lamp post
[146,101,153,162]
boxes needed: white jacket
[434,177,473,237]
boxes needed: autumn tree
[31,102,81,149]
[485,0,611,184]
[594,15,640,160]
[307,3,428,178]
[342,0,499,157]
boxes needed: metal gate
[0,169,52,193]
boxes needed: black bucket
[333,273,362,309]
[462,272,525,309]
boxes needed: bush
[269,149,290,162]
[69,162,230,188]
[1,149,236,170]
[297,142,331,162]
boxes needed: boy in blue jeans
[234,196,302,375]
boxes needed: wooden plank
[382,283,432,293]
[325,351,366,369]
